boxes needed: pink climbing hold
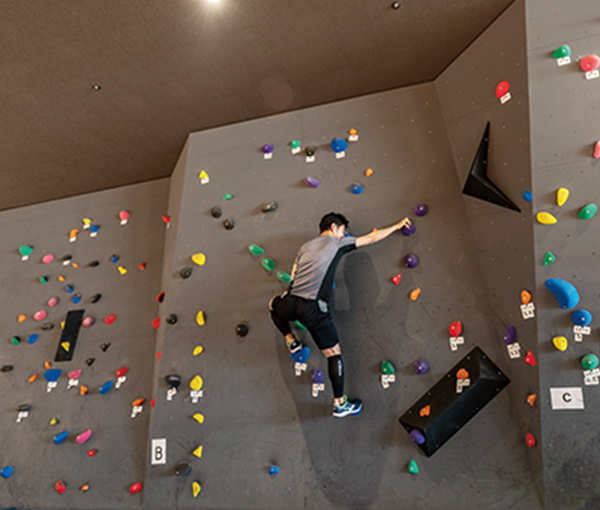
[524,350,537,366]
[119,210,130,222]
[594,141,600,159]
[68,370,81,380]
[42,254,54,264]
[104,313,116,325]
[495,80,510,98]
[48,297,59,308]
[82,316,95,327]
[580,54,600,72]
[33,310,47,321]
[76,429,92,445]
[129,482,143,494]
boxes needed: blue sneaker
[333,396,363,418]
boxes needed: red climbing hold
[162,216,170,226]
[150,398,156,408]
[116,367,129,378]
[151,317,161,329]
[55,480,67,494]
[495,80,510,98]
[129,482,143,494]
[138,262,146,270]
[449,321,462,337]
[525,432,536,448]
[104,313,116,325]
[580,54,600,72]
[524,350,537,366]
[156,351,162,361]
[594,141,600,159]
[87,449,97,457]
[391,273,402,286]
[156,291,165,304]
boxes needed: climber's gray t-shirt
[288,234,356,303]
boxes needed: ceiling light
[207,0,220,3]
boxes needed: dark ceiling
[1,0,515,211]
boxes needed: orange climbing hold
[80,385,88,396]
[58,275,66,282]
[365,168,374,177]
[28,373,38,383]
[456,368,469,380]
[409,288,421,301]
[17,314,26,323]
[419,405,431,417]
[527,394,537,406]
[132,398,145,407]
[521,290,532,305]
[44,360,51,370]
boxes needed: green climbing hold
[543,252,556,266]
[19,245,33,259]
[292,320,307,330]
[39,276,49,284]
[248,244,264,256]
[408,459,419,475]
[551,45,571,59]
[578,203,598,220]
[223,193,233,201]
[276,271,291,283]
[11,336,20,346]
[381,360,395,375]
[291,140,301,149]
[261,258,276,272]
[581,354,599,371]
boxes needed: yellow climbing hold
[196,311,205,326]
[190,375,203,392]
[556,187,569,207]
[552,336,568,352]
[193,413,205,424]
[61,342,70,352]
[49,416,58,426]
[60,321,65,330]
[536,212,557,225]
[193,346,204,356]
[191,253,206,266]
[198,171,210,184]
[192,445,203,458]
[192,481,202,498]
[118,266,127,275]
[82,218,92,227]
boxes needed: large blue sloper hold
[545,278,580,310]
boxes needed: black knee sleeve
[328,355,344,399]
[270,310,292,337]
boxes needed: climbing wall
[0,179,168,509]
[527,1,600,508]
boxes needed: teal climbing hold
[545,278,580,309]
[408,459,419,474]
[261,258,276,271]
[381,360,395,375]
[276,271,291,283]
[248,244,264,256]
[292,320,307,330]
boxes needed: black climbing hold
[166,314,178,325]
[17,403,32,412]
[211,207,222,218]
[41,323,55,331]
[180,267,193,279]
[175,462,192,477]
[63,255,72,261]
[91,293,102,303]
[305,146,316,156]
[236,323,249,337]
[1,365,14,372]
[166,374,181,390]
[391,1,400,9]
[261,201,278,213]
[100,343,111,352]
[89,260,100,267]
[223,218,235,230]
[86,357,96,366]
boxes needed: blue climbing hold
[545,278,580,310]
[0,466,14,478]
[349,183,364,195]
[330,137,348,153]
[26,334,39,344]
[73,294,81,304]
[44,369,62,383]
[291,346,310,363]
[269,465,280,476]
[65,285,74,293]
[90,225,100,233]
[572,309,592,327]
[312,369,324,384]
[99,380,114,395]
[53,430,69,445]
[523,190,533,202]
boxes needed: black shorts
[271,293,340,350]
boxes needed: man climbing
[269,212,412,418]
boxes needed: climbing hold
[365,168,374,177]
[180,266,193,279]
[330,137,348,153]
[17,403,31,412]
[262,144,274,154]
[581,354,599,371]
[76,429,92,445]
[27,373,37,383]
[73,294,82,304]
[44,360,52,369]
[269,465,280,476]
[261,201,278,213]
[87,449,97,457]
[99,380,113,394]
[116,367,129,378]
[196,311,205,326]
[449,321,462,337]
[176,462,192,476]
[551,45,571,59]
[456,368,469,380]
[190,375,203,392]
[162,215,171,227]
[521,290,532,305]
[210,207,223,220]
[223,218,235,230]
[17,314,26,323]
[304,176,320,188]
[409,429,426,444]
[138,262,146,271]
[401,222,416,236]
[557,188,569,206]
[117,266,127,275]
[525,433,536,448]
[19,245,33,260]
[594,142,600,159]
[166,375,181,390]
[524,350,537,366]
[44,369,62,382]
[408,459,419,475]
[404,254,419,268]
[305,146,316,157]
[578,203,598,220]
[419,405,431,417]
[129,482,142,494]
[1,364,14,372]
[198,170,210,184]
[495,80,510,98]
[543,252,556,266]
[156,292,165,304]
[100,343,111,352]
[33,310,47,321]
[414,204,428,217]
[82,316,95,327]
[552,336,568,352]
[11,336,20,345]
[69,229,79,240]
[349,183,364,195]
[104,313,117,325]
[276,271,291,283]
[119,210,130,225]
[391,273,402,285]
[1,466,14,479]
[55,480,67,494]
[192,253,206,266]
[291,140,301,149]
[545,278,580,309]
[41,323,54,331]
[572,309,592,326]
[291,346,310,363]
[503,325,517,345]
[193,346,204,356]
[39,276,49,284]
[223,193,233,201]
[580,54,600,72]
[68,369,81,380]
[193,413,205,424]
[80,385,89,396]
[248,243,265,256]
[292,320,307,330]
[42,254,54,264]
[53,430,69,445]
[48,297,59,308]
[409,288,421,301]
[192,481,202,498]
[132,398,145,407]
[91,293,102,303]
[27,334,39,345]
[192,445,203,458]
[527,394,537,406]
[80,484,90,492]
[166,314,177,325]
[236,323,249,337]
[86,358,95,366]
[381,360,395,375]
[261,258,276,271]
[90,225,100,235]
[413,359,429,374]
[312,369,324,384]
[523,190,533,202]
[536,212,557,225]
[349,128,358,137]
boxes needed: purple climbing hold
[503,325,517,345]
[401,222,416,236]
[413,359,429,374]
[261,144,274,154]
[404,254,419,268]
[312,369,324,384]
[304,176,320,188]
[414,204,428,217]
[409,429,426,444]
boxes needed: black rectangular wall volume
[54,309,85,362]
[399,346,510,457]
